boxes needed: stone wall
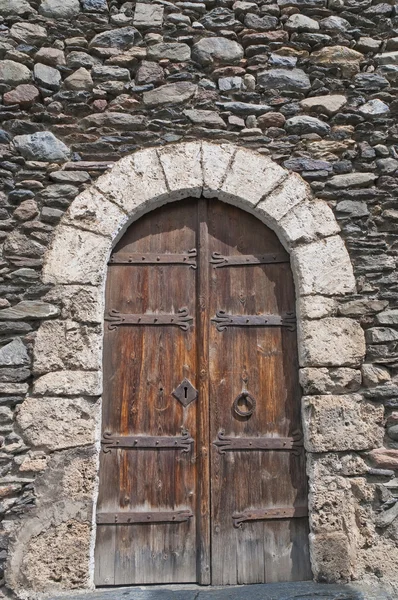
[1,0,398,595]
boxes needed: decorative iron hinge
[213,430,303,455]
[232,505,308,529]
[101,429,194,453]
[105,307,193,331]
[97,509,193,525]
[210,251,289,268]
[109,248,197,269]
[211,310,296,332]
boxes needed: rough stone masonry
[2,0,398,596]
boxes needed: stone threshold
[49,581,395,600]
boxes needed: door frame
[9,141,369,596]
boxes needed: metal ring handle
[233,392,256,417]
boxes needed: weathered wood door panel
[95,198,311,586]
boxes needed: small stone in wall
[362,364,391,387]
[0,60,31,86]
[64,68,93,91]
[143,82,197,106]
[184,109,226,129]
[285,116,331,136]
[0,339,30,367]
[33,63,62,91]
[147,42,191,62]
[34,48,66,68]
[300,94,347,116]
[135,60,163,85]
[12,131,71,162]
[0,0,36,16]
[257,68,311,91]
[13,199,39,221]
[10,22,47,45]
[192,37,244,66]
[89,26,141,49]
[133,2,164,28]
[367,448,398,469]
[3,84,39,108]
[285,14,320,31]
[359,99,390,117]
[0,301,60,320]
[39,0,80,19]
[327,172,377,188]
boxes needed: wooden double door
[95,198,311,586]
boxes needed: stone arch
[9,141,371,596]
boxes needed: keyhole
[184,386,188,399]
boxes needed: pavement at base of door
[49,581,396,600]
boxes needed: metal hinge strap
[232,506,308,528]
[211,310,296,332]
[213,430,303,455]
[210,251,289,268]
[101,430,194,453]
[109,249,197,269]
[105,307,193,331]
[97,509,193,525]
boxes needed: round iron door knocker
[233,392,256,417]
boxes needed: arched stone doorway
[8,141,370,596]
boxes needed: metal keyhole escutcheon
[233,391,256,417]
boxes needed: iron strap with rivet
[105,307,193,331]
[232,506,308,529]
[97,509,194,525]
[101,430,194,453]
[211,310,296,332]
[210,251,289,268]
[213,430,303,455]
[109,248,197,269]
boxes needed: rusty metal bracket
[109,248,197,269]
[101,429,194,453]
[213,429,303,455]
[106,307,193,331]
[232,506,308,528]
[210,251,289,268]
[211,310,296,332]
[97,509,193,525]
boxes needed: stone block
[95,148,169,214]
[299,367,361,395]
[33,320,102,374]
[299,317,365,367]
[310,532,353,582]
[278,199,340,246]
[220,148,286,208]
[291,236,356,296]
[64,188,128,238]
[157,142,203,199]
[302,394,384,452]
[21,520,91,592]
[33,371,101,396]
[16,397,97,451]
[43,225,110,286]
[43,285,103,323]
[256,173,310,234]
[202,142,236,196]
[297,295,337,320]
